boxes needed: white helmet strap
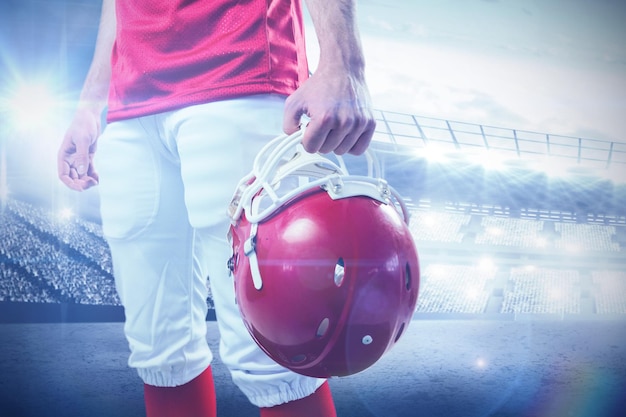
[229,130,410,291]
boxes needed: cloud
[340,1,626,143]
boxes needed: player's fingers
[59,174,76,190]
[58,152,88,191]
[332,132,359,155]
[59,172,96,192]
[59,170,83,192]
[57,134,74,179]
[347,119,376,156]
[319,126,352,154]
[317,111,376,155]
[302,116,333,154]
[57,153,70,180]
[87,167,100,184]
[330,116,366,155]
[57,156,84,192]
[73,141,92,177]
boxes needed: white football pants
[95,94,324,408]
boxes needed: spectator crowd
[1,200,119,305]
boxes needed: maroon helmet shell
[228,132,420,377]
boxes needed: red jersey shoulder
[108,0,309,122]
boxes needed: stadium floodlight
[418,143,449,164]
[2,79,58,133]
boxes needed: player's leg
[143,366,216,417]
[172,95,336,415]
[95,117,216,417]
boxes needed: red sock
[260,381,337,417]
[144,366,217,417]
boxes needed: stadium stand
[592,270,626,314]
[408,211,470,243]
[475,216,545,248]
[1,111,625,321]
[554,222,620,253]
[502,267,581,315]
[0,262,54,303]
[415,264,496,314]
[1,200,119,306]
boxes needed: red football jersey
[107,0,309,122]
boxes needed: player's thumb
[283,96,309,134]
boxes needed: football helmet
[228,130,419,378]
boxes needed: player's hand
[283,67,376,156]
[57,107,100,191]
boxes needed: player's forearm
[77,0,116,116]
[304,0,366,80]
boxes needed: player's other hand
[57,107,100,191]
[283,68,376,156]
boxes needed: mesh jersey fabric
[107,0,309,122]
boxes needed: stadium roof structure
[363,110,626,221]
[371,110,626,183]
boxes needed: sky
[306,0,626,143]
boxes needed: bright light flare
[418,144,450,164]
[421,214,436,227]
[0,183,8,203]
[58,207,74,221]
[477,256,496,271]
[474,149,507,171]
[465,288,481,300]
[531,156,572,179]
[474,357,488,370]
[2,80,59,132]
[486,226,503,237]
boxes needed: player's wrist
[75,99,106,120]
[317,45,366,79]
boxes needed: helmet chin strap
[232,129,411,291]
[243,222,263,290]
